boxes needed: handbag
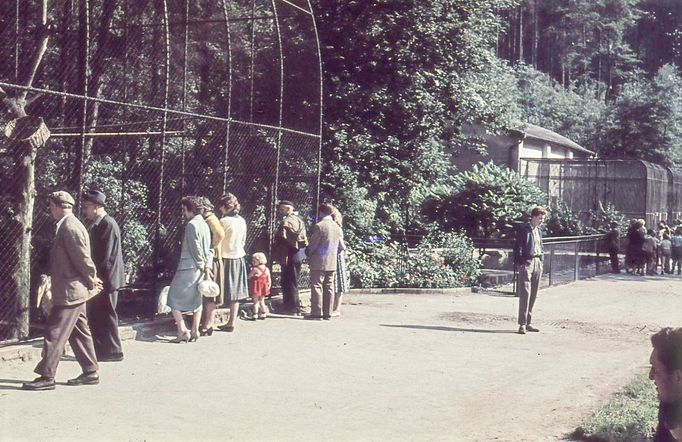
[197,279,220,298]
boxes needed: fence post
[574,241,580,281]
[548,246,554,286]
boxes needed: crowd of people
[22,190,349,390]
[618,219,682,276]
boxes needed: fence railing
[473,234,614,294]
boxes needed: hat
[83,189,106,206]
[49,191,75,206]
[278,200,294,207]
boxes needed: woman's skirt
[223,257,249,303]
[334,252,350,294]
[167,268,202,312]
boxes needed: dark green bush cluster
[347,230,480,289]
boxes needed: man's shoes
[518,325,526,335]
[322,316,331,320]
[526,325,540,332]
[303,315,322,321]
[22,376,55,391]
[66,371,99,386]
[98,352,124,362]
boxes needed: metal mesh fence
[0,0,322,342]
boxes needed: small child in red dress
[248,252,271,320]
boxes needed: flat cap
[49,191,75,206]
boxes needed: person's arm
[307,224,321,257]
[207,216,225,250]
[186,222,206,270]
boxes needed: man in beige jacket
[23,191,102,391]
[305,203,341,320]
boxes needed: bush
[347,230,480,289]
[422,162,547,238]
[573,373,658,442]
[589,201,627,234]
[545,199,588,237]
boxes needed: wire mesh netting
[0,0,322,342]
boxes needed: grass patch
[573,373,659,442]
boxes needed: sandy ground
[0,273,680,442]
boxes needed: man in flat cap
[23,191,102,390]
[81,189,125,362]
[272,200,308,315]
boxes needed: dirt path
[0,273,680,441]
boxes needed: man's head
[81,189,106,221]
[530,206,547,228]
[277,200,294,217]
[48,191,75,220]
[318,203,333,218]
[650,327,682,403]
[180,196,203,221]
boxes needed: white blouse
[219,215,247,259]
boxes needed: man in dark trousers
[607,221,621,273]
[272,200,308,315]
[23,191,101,390]
[649,327,682,442]
[513,206,546,335]
[305,203,341,320]
[81,189,125,362]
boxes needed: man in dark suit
[23,191,102,390]
[513,206,546,335]
[82,189,125,362]
[649,327,682,442]
[305,203,341,320]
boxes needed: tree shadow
[380,324,518,334]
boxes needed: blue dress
[167,215,214,312]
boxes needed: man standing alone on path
[272,200,308,315]
[305,203,341,320]
[649,327,682,442]
[23,191,102,390]
[82,189,125,362]
[513,206,546,335]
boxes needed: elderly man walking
[81,189,125,362]
[513,206,546,335]
[23,191,102,390]
[305,203,341,320]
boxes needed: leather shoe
[303,315,322,321]
[67,372,99,386]
[526,325,540,332]
[22,376,55,391]
[98,352,124,362]
[322,316,331,320]
[518,325,526,335]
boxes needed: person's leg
[526,259,542,327]
[517,264,531,327]
[172,309,188,335]
[309,270,323,317]
[280,258,293,310]
[68,303,99,375]
[202,301,217,330]
[259,298,268,317]
[190,308,202,337]
[34,305,82,379]
[333,292,343,315]
[322,271,335,318]
[252,296,261,317]
[292,261,302,313]
[93,290,122,357]
[226,301,240,327]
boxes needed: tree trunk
[518,6,523,63]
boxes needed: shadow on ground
[380,324,518,334]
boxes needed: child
[643,229,658,275]
[672,229,682,275]
[248,252,271,320]
[661,233,672,275]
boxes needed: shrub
[545,199,587,237]
[589,201,627,234]
[347,230,480,289]
[422,162,547,238]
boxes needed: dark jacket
[89,213,125,293]
[513,223,544,265]
[654,400,681,442]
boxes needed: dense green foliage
[422,162,547,238]
[574,373,658,442]
[347,230,480,288]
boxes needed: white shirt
[55,213,71,233]
[220,215,247,259]
[531,226,542,256]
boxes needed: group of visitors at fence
[623,218,682,276]
[21,190,349,391]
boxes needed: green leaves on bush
[347,230,480,289]
[422,162,547,238]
